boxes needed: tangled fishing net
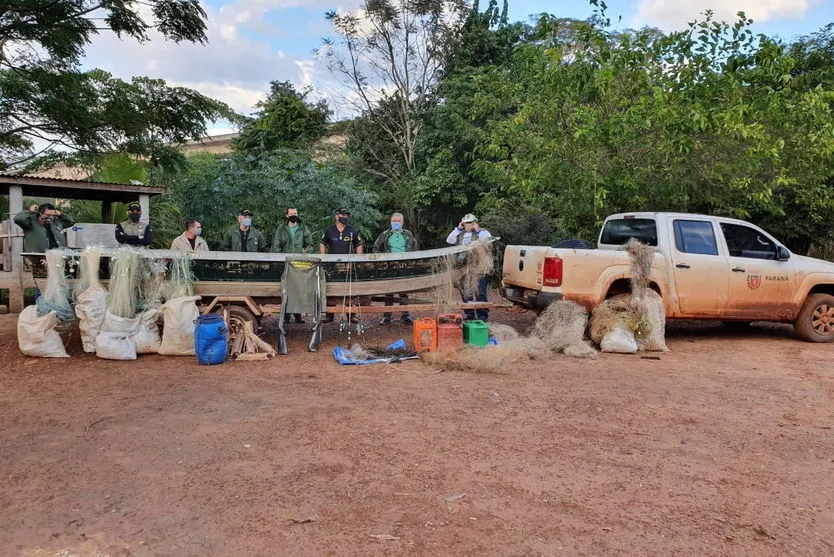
[36,250,74,324]
[431,240,495,311]
[589,240,667,352]
[106,247,141,318]
[421,300,597,373]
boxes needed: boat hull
[23,243,487,297]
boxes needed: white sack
[101,310,140,335]
[95,332,137,360]
[75,285,108,353]
[158,295,200,356]
[134,308,162,354]
[17,306,69,358]
[601,325,639,354]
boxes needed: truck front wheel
[794,294,834,342]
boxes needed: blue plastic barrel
[194,313,228,365]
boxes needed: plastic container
[413,318,437,353]
[463,320,489,347]
[436,313,463,351]
[194,313,228,365]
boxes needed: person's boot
[294,314,305,324]
[379,315,392,325]
[401,314,413,325]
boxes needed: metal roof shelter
[1,174,167,312]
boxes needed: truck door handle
[732,267,746,273]
[675,263,690,269]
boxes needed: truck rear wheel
[794,294,834,343]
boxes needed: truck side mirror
[777,246,791,261]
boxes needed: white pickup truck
[500,212,834,342]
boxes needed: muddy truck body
[500,212,834,342]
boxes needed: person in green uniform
[115,202,152,247]
[372,212,416,325]
[220,209,266,252]
[272,207,314,324]
[14,203,75,252]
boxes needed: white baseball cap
[461,213,478,223]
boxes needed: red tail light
[543,256,563,287]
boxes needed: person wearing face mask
[272,207,313,324]
[320,208,364,323]
[14,203,75,253]
[446,213,492,321]
[170,219,209,251]
[220,209,266,252]
[115,202,152,247]
[272,207,313,255]
[372,212,416,325]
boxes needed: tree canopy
[0,0,234,170]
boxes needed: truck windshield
[600,219,658,246]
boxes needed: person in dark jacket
[373,212,416,325]
[272,207,314,324]
[115,202,152,247]
[14,203,75,253]
[220,209,266,252]
[320,208,363,323]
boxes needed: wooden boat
[23,240,495,298]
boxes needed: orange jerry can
[413,318,437,353]
[436,313,463,350]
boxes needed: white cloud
[78,0,362,116]
[634,0,819,29]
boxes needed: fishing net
[166,255,196,300]
[74,248,108,353]
[138,257,168,308]
[627,238,654,300]
[107,247,141,318]
[458,240,494,300]
[348,344,418,361]
[421,299,597,372]
[430,241,495,311]
[36,250,74,324]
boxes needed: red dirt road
[1,307,833,556]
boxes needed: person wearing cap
[220,210,266,252]
[14,202,75,253]
[320,208,363,323]
[272,207,313,324]
[320,208,363,255]
[373,212,416,326]
[446,213,492,321]
[115,202,152,247]
[170,219,209,252]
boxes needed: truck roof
[605,212,755,227]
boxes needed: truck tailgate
[502,246,551,290]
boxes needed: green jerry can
[463,320,489,347]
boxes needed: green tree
[232,81,330,154]
[159,150,380,249]
[0,0,234,170]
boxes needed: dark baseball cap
[334,208,351,215]
[239,209,253,216]
[127,202,141,211]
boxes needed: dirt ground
[1,297,833,557]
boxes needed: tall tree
[232,81,330,154]
[0,0,234,170]
[320,0,466,184]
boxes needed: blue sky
[81,0,833,133]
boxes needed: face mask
[241,217,252,227]
[193,227,202,236]
[338,216,349,225]
[129,213,140,222]
[287,215,299,223]
[391,222,402,231]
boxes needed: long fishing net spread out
[36,250,74,324]
[106,247,141,318]
[166,256,196,300]
[431,240,495,311]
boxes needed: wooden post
[139,194,150,224]
[9,184,24,313]
[101,198,112,224]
